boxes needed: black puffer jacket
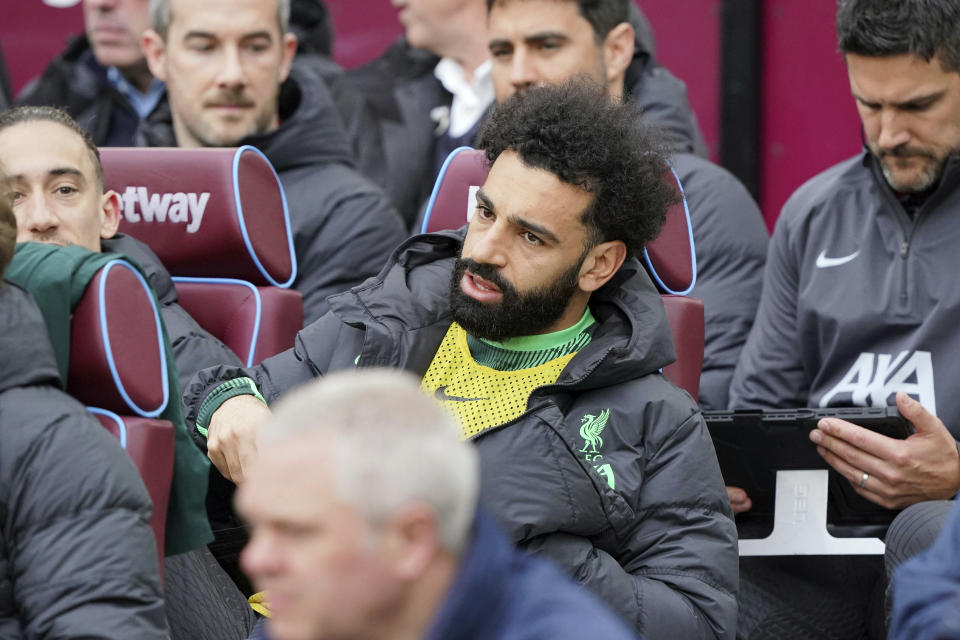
[344,40,448,229]
[17,36,143,147]
[138,61,407,324]
[184,231,739,638]
[0,283,166,638]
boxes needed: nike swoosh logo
[815,249,860,268]
[434,386,487,402]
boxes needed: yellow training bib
[421,323,576,439]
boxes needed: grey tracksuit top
[731,149,960,438]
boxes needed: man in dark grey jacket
[184,83,738,638]
[730,0,960,516]
[140,0,406,325]
[728,1,960,636]
[0,175,166,638]
[485,0,768,410]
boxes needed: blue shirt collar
[105,67,165,120]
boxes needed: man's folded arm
[522,411,738,639]
[182,310,367,437]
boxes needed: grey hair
[262,369,479,554]
[149,0,291,38]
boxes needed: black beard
[448,257,583,342]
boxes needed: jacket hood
[330,229,677,388]
[137,59,354,170]
[0,283,61,393]
[624,20,707,156]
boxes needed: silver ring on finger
[859,471,869,489]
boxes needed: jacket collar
[861,147,960,216]
[423,509,514,640]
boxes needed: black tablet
[703,406,914,538]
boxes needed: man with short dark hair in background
[346,0,678,231]
[19,0,163,147]
[139,0,406,325]
[729,0,960,636]
[484,0,769,411]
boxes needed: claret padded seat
[421,147,704,398]
[100,146,302,366]
[69,259,176,561]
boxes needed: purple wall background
[1,0,863,229]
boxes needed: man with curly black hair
[485,0,768,413]
[184,81,739,638]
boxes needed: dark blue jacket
[250,509,640,640]
[890,500,960,639]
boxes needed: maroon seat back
[68,260,175,560]
[91,410,174,561]
[101,146,295,287]
[100,147,303,365]
[174,281,303,364]
[661,295,705,399]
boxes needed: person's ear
[100,190,121,240]
[380,503,441,581]
[278,33,298,84]
[578,240,627,293]
[141,29,168,81]
[602,22,635,94]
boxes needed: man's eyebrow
[524,31,570,45]
[896,90,946,108]
[476,188,494,210]
[183,30,217,39]
[475,190,560,243]
[48,167,86,183]
[507,214,560,244]
[239,30,275,41]
[853,90,946,109]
